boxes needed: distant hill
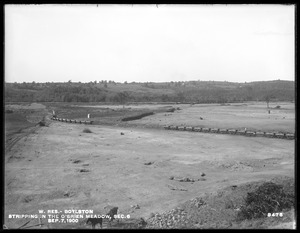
[4,80,295,103]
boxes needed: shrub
[83,128,92,133]
[275,105,281,109]
[236,182,294,221]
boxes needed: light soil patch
[4,120,294,229]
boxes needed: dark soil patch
[144,162,154,165]
[63,191,76,198]
[166,108,176,112]
[73,160,82,164]
[23,195,35,203]
[37,121,46,126]
[83,128,92,133]
[121,112,154,121]
[78,169,90,173]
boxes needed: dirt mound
[146,176,295,229]
[82,128,92,133]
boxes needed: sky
[5,4,295,83]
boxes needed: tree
[176,91,185,102]
[110,91,131,105]
[161,94,169,102]
[265,95,270,108]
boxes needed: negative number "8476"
[268,213,283,217]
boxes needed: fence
[163,125,294,140]
[51,117,93,125]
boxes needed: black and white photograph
[3,4,296,229]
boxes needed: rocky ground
[145,176,295,229]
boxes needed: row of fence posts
[51,117,93,125]
[164,125,295,140]
[51,111,93,124]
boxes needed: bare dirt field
[121,102,295,133]
[53,101,294,133]
[4,102,295,229]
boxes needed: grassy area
[5,112,36,137]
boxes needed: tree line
[4,80,294,104]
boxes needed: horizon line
[4,79,294,84]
